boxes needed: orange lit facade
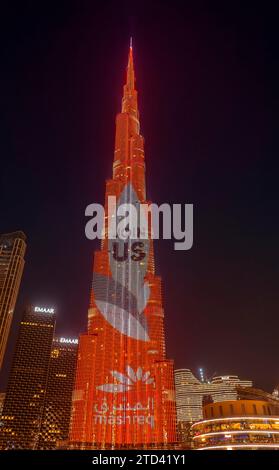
[69,43,177,448]
[191,400,279,450]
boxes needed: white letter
[173,204,193,250]
[140,203,172,239]
[85,204,104,240]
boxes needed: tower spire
[126,38,135,90]
[121,39,138,121]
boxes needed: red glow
[69,45,177,448]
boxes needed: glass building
[38,337,78,449]
[0,231,26,369]
[175,369,252,423]
[0,305,56,449]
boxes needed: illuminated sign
[34,306,55,314]
[59,337,78,344]
[94,366,155,427]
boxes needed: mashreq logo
[97,366,154,393]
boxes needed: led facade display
[69,44,177,448]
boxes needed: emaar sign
[34,306,55,314]
[59,337,78,344]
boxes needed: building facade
[237,386,279,409]
[0,231,26,368]
[69,43,177,449]
[0,305,56,449]
[38,337,78,449]
[0,393,5,417]
[174,368,253,440]
[210,375,253,402]
[191,400,279,450]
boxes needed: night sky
[1,1,278,392]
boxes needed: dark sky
[1,1,278,392]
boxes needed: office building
[0,305,55,449]
[0,231,26,368]
[38,337,78,449]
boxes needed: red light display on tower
[69,42,177,449]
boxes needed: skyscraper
[0,305,56,449]
[38,337,78,449]
[0,231,26,369]
[175,369,253,445]
[175,369,252,424]
[69,42,177,449]
[210,375,253,402]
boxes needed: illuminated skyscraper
[69,42,177,449]
[175,369,252,424]
[175,369,253,445]
[0,305,56,449]
[38,337,78,449]
[0,231,26,369]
